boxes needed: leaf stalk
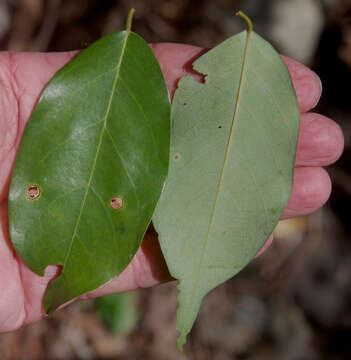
[126,8,135,32]
[236,11,253,33]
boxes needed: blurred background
[0,0,350,359]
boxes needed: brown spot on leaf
[110,196,123,211]
[26,185,40,200]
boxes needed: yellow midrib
[182,29,252,332]
[62,29,131,270]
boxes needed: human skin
[0,43,344,332]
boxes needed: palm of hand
[0,44,344,332]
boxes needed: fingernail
[312,71,323,109]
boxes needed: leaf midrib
[61,29,131,270]
[183,29,252,325]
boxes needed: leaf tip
[177,334,186,354]
[236,11,253,33]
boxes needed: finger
[282,56,322,113]
[151,43,322,112]
[20,261,61,325]
[282,167,331,219]
[296,113,344,167]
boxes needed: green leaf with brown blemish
[9,9,170,313]
[153,12,300,351]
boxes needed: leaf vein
[90,185,117,239]
[247,67,296,149]
[181,29,252,335]
[104,127,140,214]
[39,119,104,165]
[118,76,159,155]
[61,29,131,272]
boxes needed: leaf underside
[9,30,170,312]
[153,30,300,350]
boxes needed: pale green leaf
[153,17,299,351]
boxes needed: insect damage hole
[26,185,41,200]
[110,196,123,211]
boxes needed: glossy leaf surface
[9,26,170,312]
[153,24,300,350]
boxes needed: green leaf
[153,13,299,351]
[96,292,139,335]
[9,9,170,313]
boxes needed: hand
[0,44,343,332]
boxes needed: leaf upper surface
[153,30,300,350]
[9,29,170,312]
